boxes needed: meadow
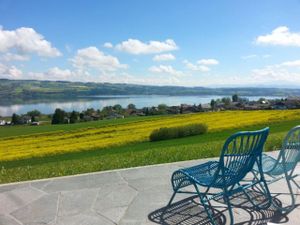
[1,110,300,183]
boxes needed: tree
[51,108,66,124]
[79,113,84,120]
[222,97,231,106]
[142,107,149,116]
[101,106,113,117]
[85,108,95,116]
[70,111,78,124]
[180,105,183,114]
[31,115,37,122]
[210,99,217,110]
[113,104,123,112]
[198,104,203,111]
[232,94,239,102]
[258,97,266,103]
[26,110,41,117]
[127,103,136,110]
[158,104,167,114]
[11,113,21,125]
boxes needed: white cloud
[241,54,271,60]
[1,53,29,61]
[197,58,219,65]
[46,67,73,79]
[249,60,300,85]
[103,42,113,48]
[96,72,182,86]
[27,67,74,81]
[70,46,127,72]
[251,67,300,83]
[255,26,300,47]
[280,59,300,67]
[183,60,210,72]
[0,26,61,57]
[149,65,184,77]
[115,39,178,54]
[263,54,271,58]
[152,53,175,61]
[0,63,23,79]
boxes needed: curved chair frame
[253,125,300,212]
[165,128,271,225]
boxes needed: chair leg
[166,189,178,207]
[274,175,296,213]
[193,183,218,225]
[268,172,298,213]
[223,186,234,225]
[255,160,273,209]
[238,182,260,209]
[257,178,272,209]
[291,176,300,189]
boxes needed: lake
[0,95,282,116]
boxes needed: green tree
[180,105,183,114]
[142,107,149,116]
[26,110,41,117]
[51,108,66,124]
[210,99,216,110]
[70,111,79,124]
[101,106,113,117]
[113,104,123,112]
[232,94,239,102]
[31,115,37,122]
[85,108,95,116]
[11,113,20,125]
[127,103,136,110]
[222,97,231,106]
[198,104,203,111]
[158,104,167,114]
[79,113,84,120]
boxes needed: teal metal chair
[253,125,300,212]
[166,128,271,225]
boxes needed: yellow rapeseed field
[1,110,300,161]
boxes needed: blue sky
[0,0,300,87]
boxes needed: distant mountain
[1,79,300,104]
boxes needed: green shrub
[150,123,208,141]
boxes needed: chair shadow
[148,196,226,225]
[148,188,295,225]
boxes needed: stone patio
[0,152,300,225]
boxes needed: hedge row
[149,123,208,142]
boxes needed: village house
[0,120,6,126]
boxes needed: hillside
[1,79,300,104]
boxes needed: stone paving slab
[0,153,300,225]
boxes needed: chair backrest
[279,125,300,172]
[218,127,269,186]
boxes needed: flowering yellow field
[1,110,300,161]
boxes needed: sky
[0,0,300,87]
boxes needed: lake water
[0,95,282,116]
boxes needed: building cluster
[2,96,300,126]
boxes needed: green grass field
[0,116,298,184]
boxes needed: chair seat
[181,161,220,186]
[172,161,237,189]
[254,153,295,176]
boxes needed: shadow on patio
[148,188,299,225]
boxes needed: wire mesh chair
[165,127,271,225]
[253,125,300,212]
